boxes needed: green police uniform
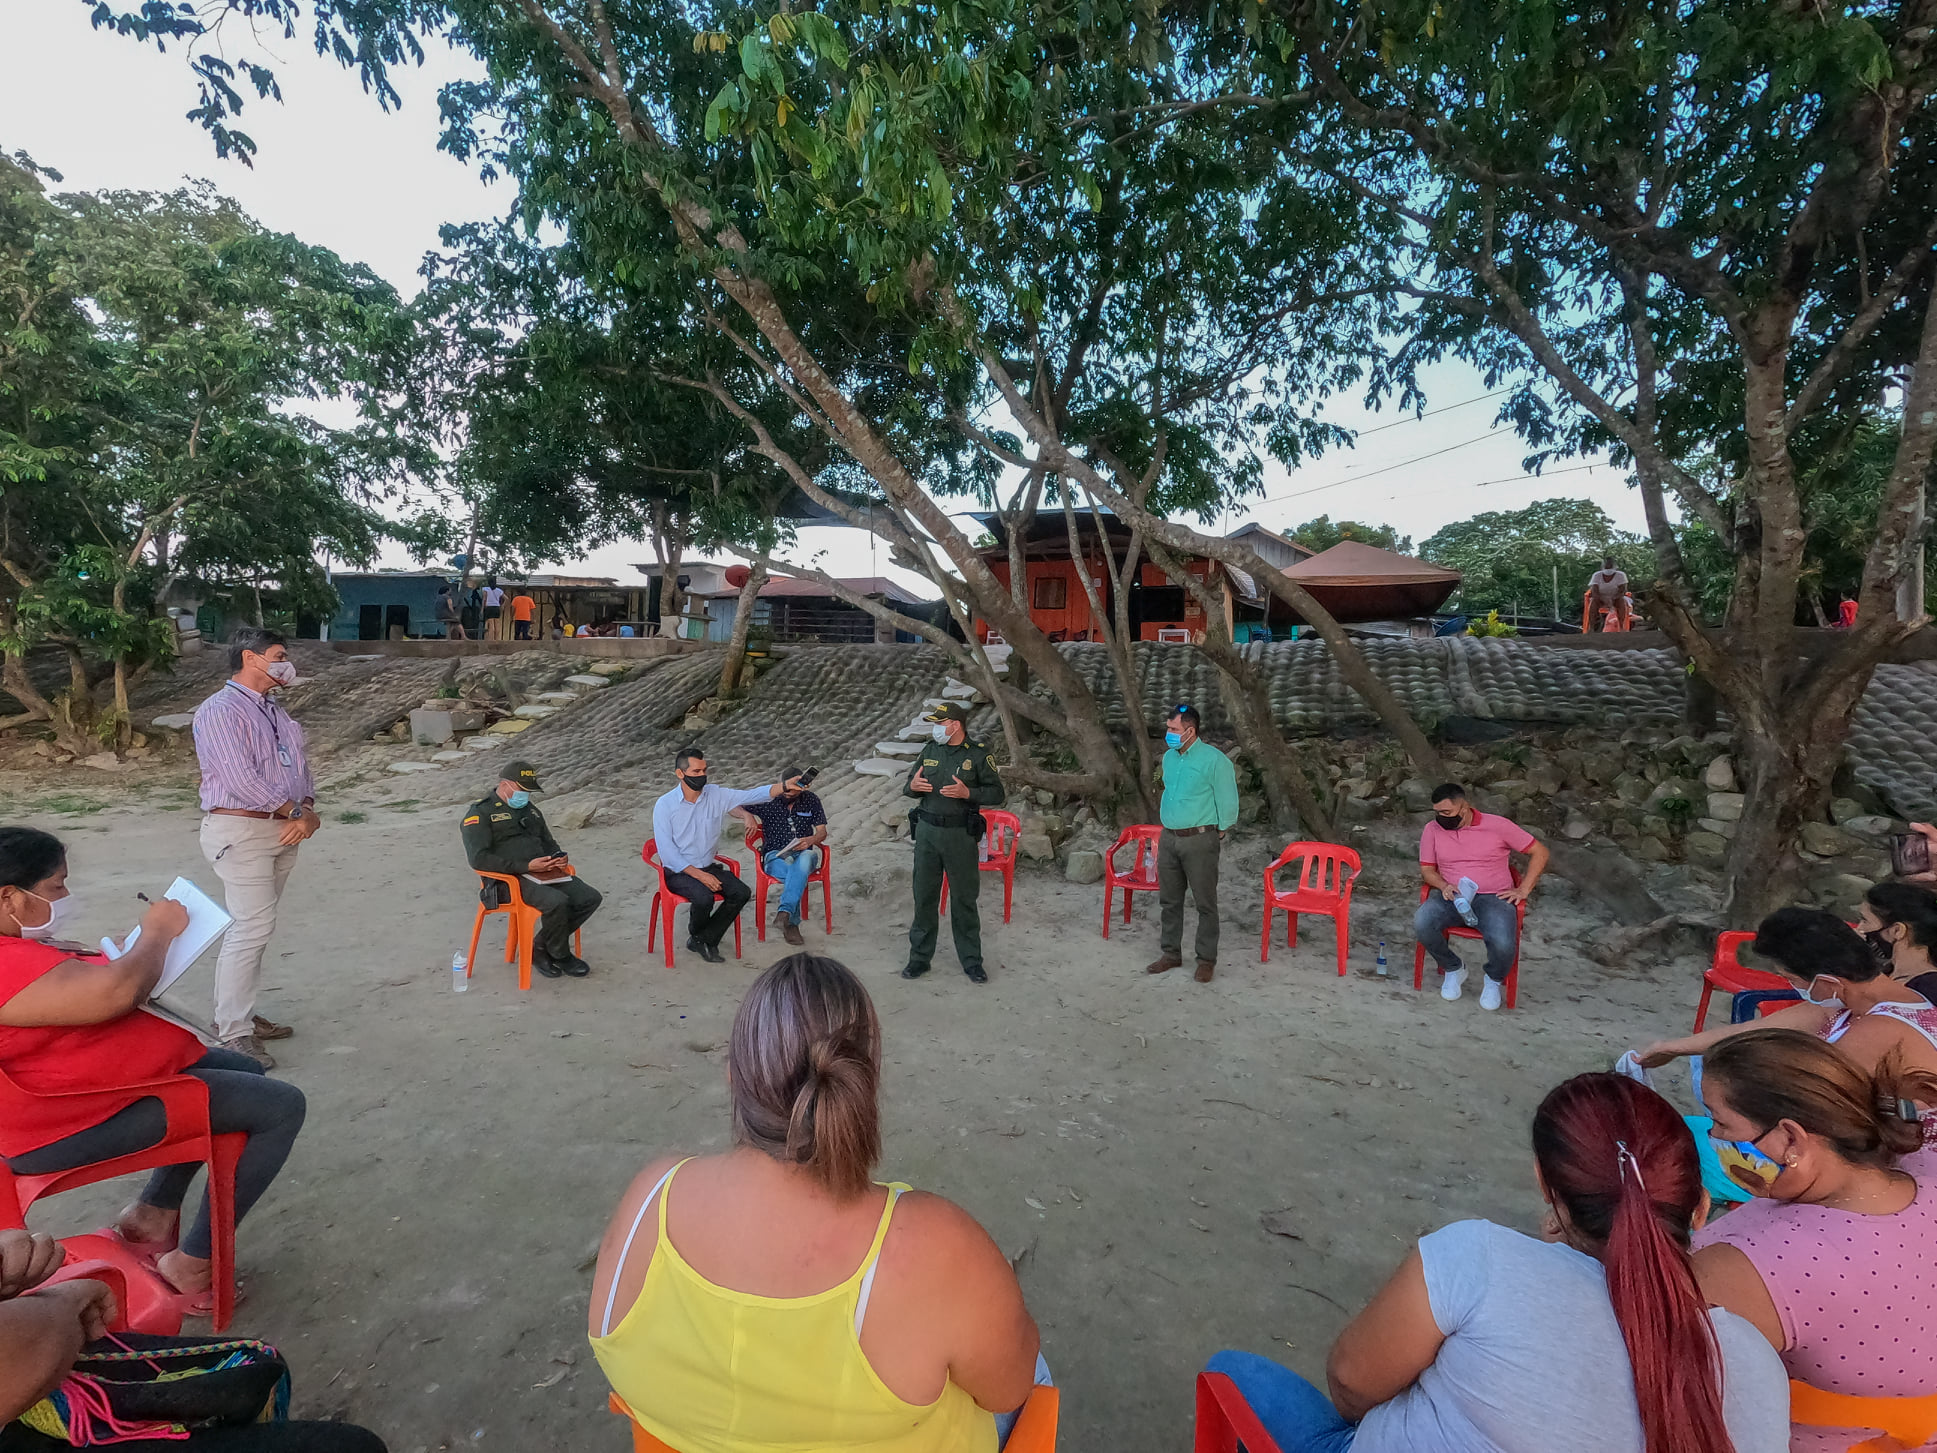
[902,707,1005,981]
[459,761,602,970]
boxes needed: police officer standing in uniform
[902,702,1005,984]
[460,760,602,979]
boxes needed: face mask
[1709,1131,1784,1194]
[1435,812,1463,830]
[16,889,74,940]
[931,725,951,744]
[682,773,708,792]
[1864,927,1896,969]
[1164,731,1183,750]
[1802,977,1845,1009]
[263,660,297,687]
[505,789,530,808]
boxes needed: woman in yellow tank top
[588,952,1042,1453]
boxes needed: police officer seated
[460,760,602,979]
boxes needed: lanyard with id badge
[228,681,294,769]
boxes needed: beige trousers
[200,814,302,1041]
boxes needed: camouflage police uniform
[459,759,601,977]
[901,702,1005,983]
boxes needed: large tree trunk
[2,649,95,758]
[717,563,767,695]
[652,509,688,638]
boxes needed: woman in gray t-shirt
[1205,1073,1788,1452]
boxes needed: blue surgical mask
[506,789,530,808]
[1164,731,1183,750]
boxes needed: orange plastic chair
[608,1386,1059,1450]
[466,867,584,991]
[745,824,834,942]
[641,839,743,967]
[1102,825,1164,938]
[1788,1378,1937,1453]
[939,808,1022,924]
[1261,842,1362,975]
[0,1064,244,1332]
[1193,1371,1287,1453]
[1412,867,1530,1008]
[1692,928,1800,1031]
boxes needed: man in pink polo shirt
[1416,782,1550,1011]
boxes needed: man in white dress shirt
[651,746,803,963]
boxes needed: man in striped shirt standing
[192,627,322,1067]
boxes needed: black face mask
[1434,812,1463,829]
[1864,927,1896,968]
[682,773,708,792]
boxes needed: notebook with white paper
[100,876,233,997]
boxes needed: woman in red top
[0,828,305,1312]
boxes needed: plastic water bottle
[451,950,469,993]
[1375,940,1389,977]
[1454,876,1480,928]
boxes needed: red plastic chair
[641,839,743,967]
[1194,1371,1287,1453]
[1261,842,1362,975]
[938,808,1021,924]
[0,1064,244,1332]
[466,868,584,991]
[744,824,835,942]
[1412,867,1530,1008]
[1102,825,1164,938]
[1693,929,1800,1031]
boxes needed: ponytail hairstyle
[727,953,882,1198]
[1531,1073,1732,1453]
[1704,1028,1937,1168]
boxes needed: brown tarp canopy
[1282,541,1461,623]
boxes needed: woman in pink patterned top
[1691,1028,1937,1452]
[1638,908,1937,1143]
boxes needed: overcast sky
[0,3,1648,595]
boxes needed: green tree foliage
[1288,516,1411,555]
[0,156,425,748]
[1420,500,1652,619]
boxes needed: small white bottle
[451,950,469,993]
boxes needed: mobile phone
[797,766,819,788]
[1892,832,1930,877]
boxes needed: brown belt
[1165,824,1218,838]
[209,808,280,819]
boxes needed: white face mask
[931,724,951,744]
[264,660,298,687]
[17,889,75,940]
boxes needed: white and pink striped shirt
[192,680,314,813]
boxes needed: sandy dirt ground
[4,762,1709,1453]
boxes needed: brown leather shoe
[252,1015,293,1041]
[1194,959,1215,983]
[1145,955,1183,975]
[780,913,805,947]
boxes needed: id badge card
[277,741,293,767]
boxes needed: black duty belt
[915,809,973,827]
[1165,824,1218,838]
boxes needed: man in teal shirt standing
[1147,704,1239,983]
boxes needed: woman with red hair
[1205,1073,1787,1451]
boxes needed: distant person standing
[480,577,506,639]
[511,589,537,640]
[1585,555,1630,631]
[434,583,466,640]
[1838,594,1859,629]
[191,628,320,1067]
[902,702,1006,984]
[1145,705,1237,985]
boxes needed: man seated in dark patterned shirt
[734,768,828,946]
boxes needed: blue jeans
[763,847,821,918]
[1414,891,1520,982]
[1205,1352,1355,1453]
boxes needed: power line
[1354,386,1514,437]
[1259,429,1499,505]
[1379,460,1609,502]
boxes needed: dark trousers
[1414,892,1520,982]
[664,862,750,947]
[4,1050,305,1261]
[2,1423,386,1451]
[518,875,602,959]
[513,620,531,639]
[1158,829,1221,964]
[908,816,983,973]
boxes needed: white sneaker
[1440,968,1466,1001]
[1479,978,1503,1012]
